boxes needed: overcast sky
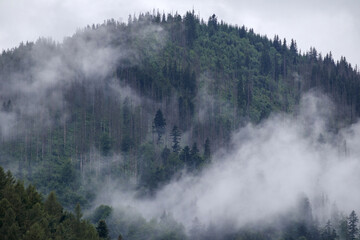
[1,0,359,67]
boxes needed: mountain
[0,10,360,240]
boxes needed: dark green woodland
[1,10,360,239]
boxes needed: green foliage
[32,158,86,209]
[0,11,360,240]
[170,125,181,153]
[153,109,166,144]
[96,220,109,239]
[320,221,337,240]
[203,138,211,161]
[106,206,186,240]
[44,191,63,217]
[0,166,100,240]
[23,223,46,240]
[91,205,113,223]
[75,203,83,222]
[100,132,113,156]
[348,210,358,240]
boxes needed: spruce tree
[44,192,63,217]
[170,125,181,153]
[180,146,191,166]
[153,109,166,144]
[23,223,46,240]
[204,138,211,161]
[184,11,197,47]
[348,210,358,240]
[260,49,271,75]
[75,203,83,222]
[321,220,337,240]
[96,220,109,239]
[191,142,202,169]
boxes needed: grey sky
[0,0,359,67]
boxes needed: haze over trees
[1,10,360,240]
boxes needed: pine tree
[153,109,166,144]
[170,125,181,153]
[208,14,218,36]
[75,203,83,222]
[260,49,271,75]
[74,203,85,239]
[339,217,349,240]
[348,210,358,240]
[290,39,298,64]
[298,196,313,223]
[23,223,46,240]
[290,39,298,55]
[273,34,281,52]
[203,138,211,161]
[0,207,18,238]
[44,192,63,217]
[100,132,112,156]
[184,11,197,47]
[321,220,337,240]
[96,220,109,239]
[180,146,191,166]
[161,146,171,166]
[191,143,202,169]
[237,76,246,112]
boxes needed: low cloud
[95,92,360,232]
[0,21,166,139]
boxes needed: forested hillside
[1,10,360,240]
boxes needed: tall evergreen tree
[170,125,181,153]
[237,76,246,112]
[180,146,191,166]
[191,142,203,170]
[348,210,358,240]
[208,14,218,36]
[23,223,46,240]
[290,39,298,55]
[161,146,171,166]
[100,132,112,156]
[321,220,337,240]
[75,203,83,222]
[184,11,197,47]
[44,191,63,217]
[153,109,166,144]
[260,49,271,75]
[203,138,211,161]
[290,39,298,64]
[96,220,109,239]
[273,34,281,52]
[339,217,349,240]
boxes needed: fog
[93,91,360,231]
[1,3,359,237]
[195,73,234,124]
[0,21,166,139]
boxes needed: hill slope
[0,11,359,209]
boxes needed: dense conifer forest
[1,10,360,239]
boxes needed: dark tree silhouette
[153,109,166,144]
